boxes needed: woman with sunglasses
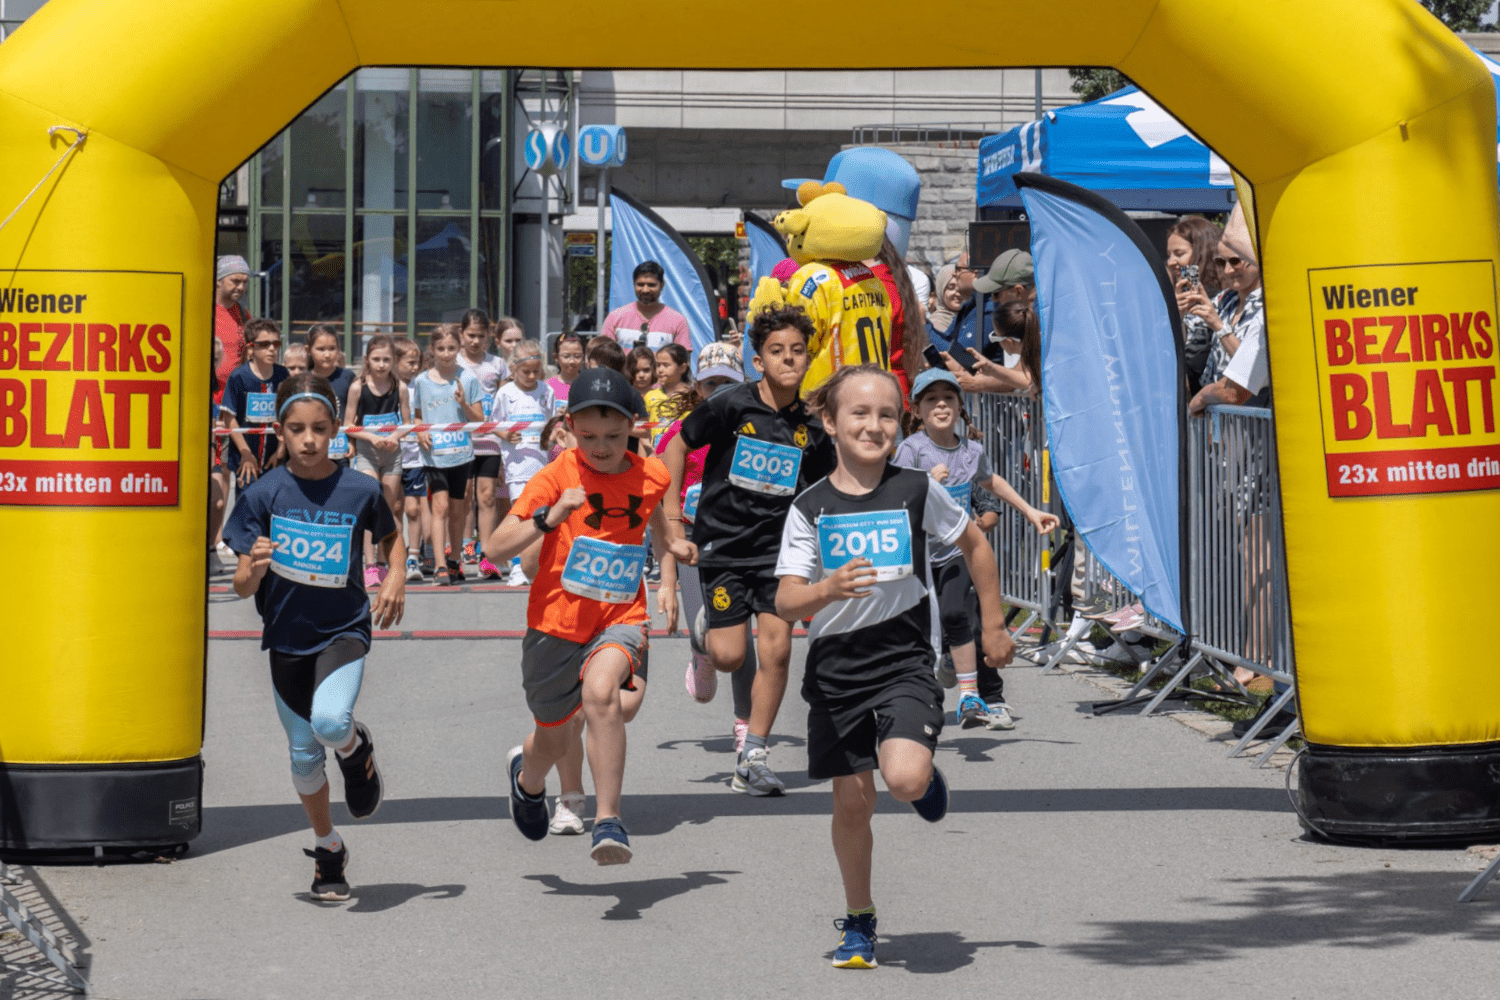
[1180,207,1264,391]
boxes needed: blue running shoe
[911,765,949,823]
[590,817,633,865]
[956,692,989,729]
[831,912,878,969]
[507,745,549,842]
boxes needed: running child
[486,368,689,864]
[412,325,485,587]
[773,365,1013,969]
[457,309,511,579]
[492,339,556,585]
[345,335,411,587]
[663,305,835,796]
[892,368,1057,729]
[654,343,759,750]
[221,318,290,487]
[392,337,430,580]
[224,373,406,902]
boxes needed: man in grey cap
[938,249,1036,394]
[214,255,251,400]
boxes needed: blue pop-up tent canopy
[976,86,1235,212]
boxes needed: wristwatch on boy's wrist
[533,505,557,533]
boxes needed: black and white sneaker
[337,722,383,820]
[508,745,550,841]
[304,845,350,901]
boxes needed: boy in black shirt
[663,306,834,795]
[221,318,289,485]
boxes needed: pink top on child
[655,419,705,503]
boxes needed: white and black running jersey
[680,380,835,567]
[776,465,968,702]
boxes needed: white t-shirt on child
[493,381,555,487]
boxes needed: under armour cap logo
[583,492,644,529]
[591,377,610,392]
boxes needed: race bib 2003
[728,436,801,496]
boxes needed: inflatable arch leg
[0,0,1496,849]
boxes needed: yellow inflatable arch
[1,0,1497,848]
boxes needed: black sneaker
[508,745,549,841]
[911,765,949,823]
[420,556,435,578]
[303,845,350,901]
[447,558,467,583]
[336,722,383,820]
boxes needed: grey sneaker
[732,747,785,796]
[934,654,958,689]
[985,703,1017,730]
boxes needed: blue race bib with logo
[561,535,646,604]
[944,481,972,510]
[247,391,276,425]
[362,412,399,430]
[683,482,702,522]
[429,428,470,458]
[270,515,353,589]
[817,510,913,582]
[328,431,351,460]
[728,436,801,496]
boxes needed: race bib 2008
[817,510,913,582]
[728,436,801,496]
[247,392,276,425]
[270,515,353,588]
[561,535,646,604]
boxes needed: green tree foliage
[1066,68,1129,103]
[1420,0,1495,32]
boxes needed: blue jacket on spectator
[927,294,995,360]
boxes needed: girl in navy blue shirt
[225,373,405,902]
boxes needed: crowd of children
[220,301,1050,969]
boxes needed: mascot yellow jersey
[786,261,891,393]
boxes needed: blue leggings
[269,637,367,795]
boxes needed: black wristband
[533,505,557,533]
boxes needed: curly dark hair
[748,305,816,353]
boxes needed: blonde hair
[808,364,902,421]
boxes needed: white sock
[1066,614,1090,639]
[336,728,363,759]
[315,828,342,852]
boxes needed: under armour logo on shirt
[584,492,644,529]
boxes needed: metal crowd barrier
[965,394,1298,764]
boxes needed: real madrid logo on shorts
[712,586,732,612]
[793,424,809,449]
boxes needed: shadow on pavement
[820,932,1044,972]
[295,881,466,912]
[937,736,1079,763]
[194,785,1293,854]
[1062,870,1500,965]
[523,870,740,920]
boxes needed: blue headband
[277,391,336,420]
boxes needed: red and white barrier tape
[212,418,667,437]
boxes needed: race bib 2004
[561,535,646,604]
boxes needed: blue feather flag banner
[1017,173,1188,634]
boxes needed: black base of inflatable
[1296,741,1500,845]
[0,757,202,852]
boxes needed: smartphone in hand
[924,343,977,374]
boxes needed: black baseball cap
[567,368,638,420]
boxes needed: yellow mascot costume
[750,182,892,393]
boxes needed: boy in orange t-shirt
[486,368,693,865]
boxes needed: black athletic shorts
[424,464,471,498]
[471,454,503,479]
[268,635,368,723]
[932,555,974,649]
[806,671,944,780]
[401,467,427,498]
[699,563,779,629]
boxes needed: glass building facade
[223,68,515,359]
